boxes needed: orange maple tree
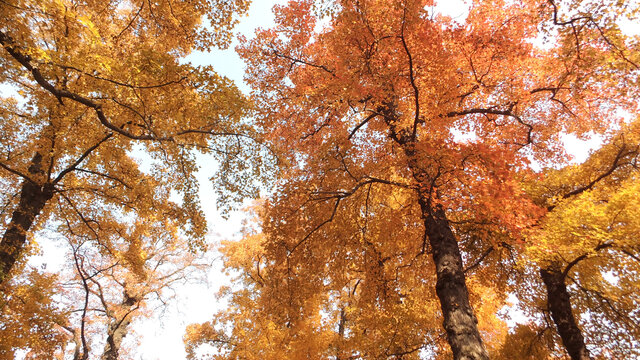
[187,0,639,359]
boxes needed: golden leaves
[0,0,260,357]
[0,270,67,359]
[192,0,640,358]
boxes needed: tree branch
[446,105,533,145]
[53,133,114,184]
[400,6,421,138]
[348,113,378,140]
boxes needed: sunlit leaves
[0,0,262,357]
[190,0,640,358]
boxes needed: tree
[212,0,638,358]
[0,268,67,359]
[0,0,269,287]
[59,214,203,360]
[514,0,640,356]
[0,173,210,358]
[186,199,451,360]
[522,119,640,359]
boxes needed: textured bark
[101,291,139,360]
[382,104,489,359]
[0,153,53,286]
[540,264,591,360]
[423,205,489,360]
[336,307,346,360]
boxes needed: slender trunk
[0,153,53,286]
[101,291,139,360]
[71,328,86,360]
[540,264,591,360]
[336,307,346,360]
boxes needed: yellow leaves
[527,171,640,265]
[496,323,555,359]
[221,233,266,275]
[184,321,224,359]
[48,0,67,14]
[469,279,509,355]
[0,270,67,359]
[29,47,52,62]
[523,118,640,263]
[77,15,101,42]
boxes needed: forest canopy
[1,0,639,359]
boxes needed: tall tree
[186,196,450,360]
[0,0,268,286]
[523,120,640,359]
[518,0,640,356]
[60,214,202,360]
[0,182,206,358]
[226,0,638,358]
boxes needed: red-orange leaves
[191,0,640,358]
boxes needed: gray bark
[101,291,140,360]
[382,103,489,359]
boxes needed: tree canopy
[0,0,267,357]
[1,0,639,359]
[186,0,639,359]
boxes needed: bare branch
[289,198,341,254]
[270,48,336,77]
[400,6,421,138]
[348,113,378,140]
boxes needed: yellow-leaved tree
[0,0,273,356]
[0,0,270,285]
[517,119,640,360]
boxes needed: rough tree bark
[423,205,489,360]
[540,263,591,360]
[101,290,140,360]
[383,104,489,360]
[0,152,54,286]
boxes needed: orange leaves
[193,0,640,358]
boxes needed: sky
[15,0,638,359]
[130,2,289,359]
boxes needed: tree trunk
[0,153,53,286]
[382,103,488,359]
[406,156,488,359]
[540,264,591,360]
[423,204,489,360]
[101,291,139,360]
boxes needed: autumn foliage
[1,0,640,359]
[187,0,639,359]
[0,0,264,357]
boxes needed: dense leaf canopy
[1,0,639,359]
